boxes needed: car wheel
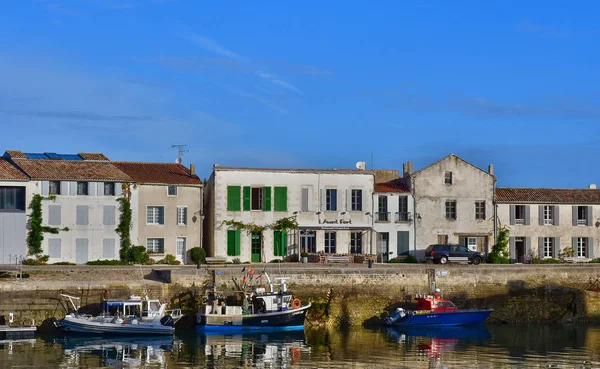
[472,256,482,265]
[439,256,448,265]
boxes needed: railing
[395,212,411,223]
[544,219,553,225]
[375,212,391,223]
[577,219,587,225]
[515,219,525,225]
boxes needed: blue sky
[1,1,599,187]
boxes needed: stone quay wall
[1,263,600,329]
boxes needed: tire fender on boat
[292,298,301,309]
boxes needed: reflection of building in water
[199,332,308,368]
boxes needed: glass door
[251,232,262,263]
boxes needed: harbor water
[1,324,599,368]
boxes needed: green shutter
[263,186,272,211]
[274,231,281,256]
[227,230,242,256]
[274,187,288,212]
[281,230,287,256]
[227,186,241,211]
[243,186,251,211]
[234,230,241,256]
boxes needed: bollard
[196,259,201,269]
[368,260,373,268]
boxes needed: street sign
[216,271,224,275]
[436,270,449,277]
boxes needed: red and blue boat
[385,289,492,327]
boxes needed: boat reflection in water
[42,335,174,368]
[195,330,308,367]
[383,325,492,362]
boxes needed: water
[2,325,600,368]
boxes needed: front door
[397,231,409,257]
[251,232,262,263]
[176,237,186,264]
[379,233,389,262]
[515,238,525,263]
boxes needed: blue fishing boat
[385,285,492,327]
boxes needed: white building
[203,165,375,262]
[496,187,599,262]
[372,180,415,262]
[4,151,132,264]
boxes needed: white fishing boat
[55,294,183,335]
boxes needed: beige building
[113,161,203,263]
[402,154,496,259]
[496,187,599,262]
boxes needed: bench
[326,255,351,264]
[205,257,228,264]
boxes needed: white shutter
[69,182,77,196]
[307,188,313,211]
[115,183,123,196]
[88,182,97,196]
[48,239,61,258]
[103,239,116,259]
[76,205,89,225]
[97,182,104,196]
[41,181,49,195]
[103,205,116,226]
[48,205,61,226]
[346,189,351,211]
[60,181,69,196]
[320,189,325,211]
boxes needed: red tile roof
[496,188,600,204]
[112,162,202,185]
[0,159,28,181]
[11,159,131,181]
[78,153,110,161]
[375,180,410,193]
[5,150,27,159]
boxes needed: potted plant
[300,252,309,263]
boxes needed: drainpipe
[492,177,497,255]
[411,175,418,259]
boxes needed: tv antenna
[171,144,189,164]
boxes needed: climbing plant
[488,221,510,264]
[220,215,299,262]
[116,182,134,261]
[26,194,69,263]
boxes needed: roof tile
[5,150,27,159]
[0,159,28,181]
[496,188,600,204]
[375,179,410,193]
[112,162,202,185]
[78,153,110,161]
[12,159,131,181]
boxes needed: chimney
[190,163,196,176]
[488,164,494,176]
[403,161,414,177]
[590,184,596,189]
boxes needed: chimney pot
[488,164,494,176]
[590,184,596,189]
[190,163,196,176]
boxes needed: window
[543,237,553,258]
[103,205,116,226]
[77,182,88,196]
[326,189,337,211]
[49,181,60,195]
[543,206,553,225]
[103,239,116,258]
[467,237,477,251]
[577,206,588,225]
[515,205,526,224]
[274,186,288,211]
[104,182,115,196]
[227,186,241,211]
[168,185,178,196]
[0,187,25,210]
[445,200,456,220]
[397,196,409,222]
[176,237,186,259]
[251,187,264,211]
[48,205,61,225]
[147,238,165,253]
[475,201,486,220]
[577,237,587,258]
[147,206,165,225]
[445,171,453,185]
[438,235,448,244]
[377,195,389,222]
[300,230,316,253]
[48,239,61,258]
[325,232,336,253]
[76,205,89,225]
[177,206,188,225]
[301,188,311,212]
[227,230,241,256]
[351,189,362,211]
[350,232,362,254]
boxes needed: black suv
[424,244,484,265]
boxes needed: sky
[0,1,599,187]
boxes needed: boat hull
[56,316,174,335]
[197,304,310,333]
[387,309,493,327]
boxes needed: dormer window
[168,185,178,196]
[445,171,453,185]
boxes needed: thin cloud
[255,70,303,95]
[516,20,597,37]
[222,87,289,115]
[0,108,159,122]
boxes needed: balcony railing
[515,218,525,225]
[375,212,391,223]
[577,218,587,225]
[395,212,411,223]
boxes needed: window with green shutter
[274,230,287,256]
[263,186,272,211]
[243,186,251,211]
[274,187,288,212]
[227,230,241,256]
[227,186,241,211]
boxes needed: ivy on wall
[116,182,134,261]
[26,194,69,262]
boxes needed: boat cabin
[415,294,458,312]
[101,296,163,319]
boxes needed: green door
[397,231,410,257]
[251,232,262,263]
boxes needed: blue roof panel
[23,152,83,160]
[24,153,49,159]
[59,154,83,161]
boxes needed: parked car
[424,244,484,265]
